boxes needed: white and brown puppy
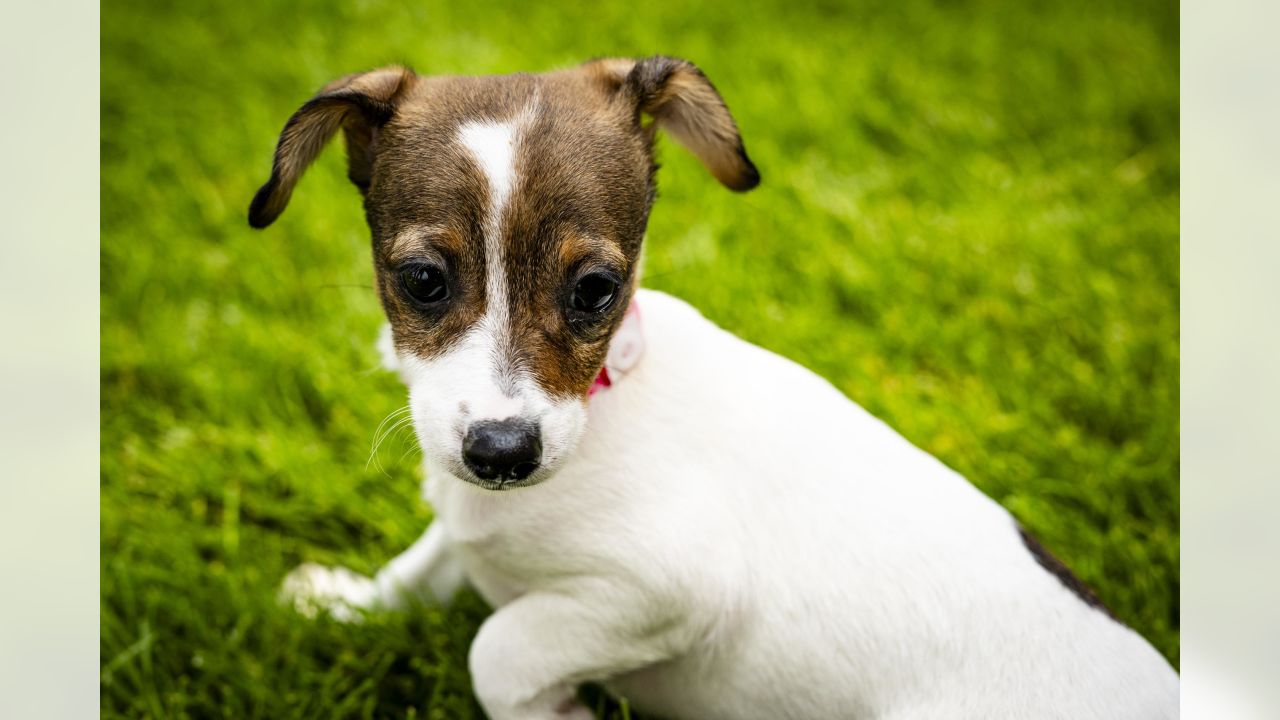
[254,57,1178,720]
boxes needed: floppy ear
[587,56,759,191]
[248,66,416,229]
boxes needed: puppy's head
[250,57,757,490]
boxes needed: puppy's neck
[591,301,645,395]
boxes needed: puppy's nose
[462,420,542,482]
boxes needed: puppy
[254,57,1179,719]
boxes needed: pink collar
[589,301,644,395]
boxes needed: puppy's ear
[586,56,759,191]
[248,66,416,229]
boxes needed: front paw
[279,562,378,622]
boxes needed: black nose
[462,420,542,482]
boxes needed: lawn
[101,0,1179,717]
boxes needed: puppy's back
[601,289,1178,719]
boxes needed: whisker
[394,441,423,467]
[367,406,413,472]
[392,420,417,443]
[368,416,415,476]
[370,406,412,447]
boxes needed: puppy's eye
[400,263,449,305]
[571,272,618,314]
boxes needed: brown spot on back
[1017,524,1118,621]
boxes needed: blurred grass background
[101,0,1178,717]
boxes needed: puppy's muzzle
[463,419,542,482]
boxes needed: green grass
[102,0,1179,716]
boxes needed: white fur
[397,334,587,486]
[457,117,517,350]
[284,289,1179,719]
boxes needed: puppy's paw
[279,562,378,622]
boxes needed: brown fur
[250,57,759,400]
[1017,525,1118,620]
[249,67,415,228]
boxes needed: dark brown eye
[571,272,618,314]
[400,263,449,305]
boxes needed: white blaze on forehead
[453,112,530,415]
[458,120,520,209]
[458,118,522,337]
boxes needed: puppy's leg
[281,521,465,620]
[469,589,681,720]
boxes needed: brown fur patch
[589,56,760,191]
[366,79,505,363]
[250,58,758,400]
[249,67,415,228]
[499,75,653,398]
[359,69,653,399]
